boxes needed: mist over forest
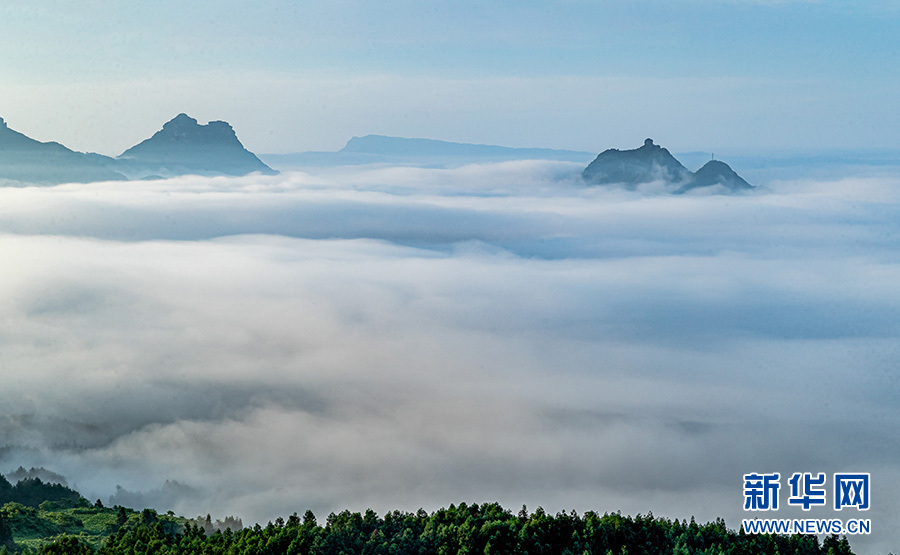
[0,159,897,553]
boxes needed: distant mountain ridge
[582,138,752,193]
[261,135,596,168]
[1,118,753,189]
[342,134,594,160]
[0,114,274,185]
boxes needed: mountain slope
[0,118,125,184]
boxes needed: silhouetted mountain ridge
[342,134,594,159]
[0,117,126,184]
[0,114,274,184]
[583,139,751,193]
[262,135,595,168]
[583,138,691,186]
[115,114,276,178]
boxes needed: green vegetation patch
[1,501,189,552]
[11,502,859,555]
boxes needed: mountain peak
[118,114,276,177]
[146,113,239,146]
[582,138,691,187]
[677,159,752,193]
[164,113,199,128]
[582,139,751,193]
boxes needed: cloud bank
[0,161,897,552]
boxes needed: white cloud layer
[0,162,898,552]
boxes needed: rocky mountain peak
[160,113,198,133]
[146,114,239,146]
[582,138,691,187]
[583,139,752,193]
[117,114,276,177]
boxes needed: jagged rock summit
[0,117,125,184]
[0,114,275,184]
[117,113,277,178]
[582,138,691,187]
[582,138,751,193]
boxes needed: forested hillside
[0,475,82,510]
[0,499,187,552]
[1,501,856,555]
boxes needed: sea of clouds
[1,161,898,552]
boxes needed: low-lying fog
[1,161,897,552]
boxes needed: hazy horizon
[2,1,899,155]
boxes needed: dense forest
[0,468,859,555]
[0,474,82,510]
[1,498,856,555]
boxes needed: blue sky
[1,1,898,154]
[0,0,900,154]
